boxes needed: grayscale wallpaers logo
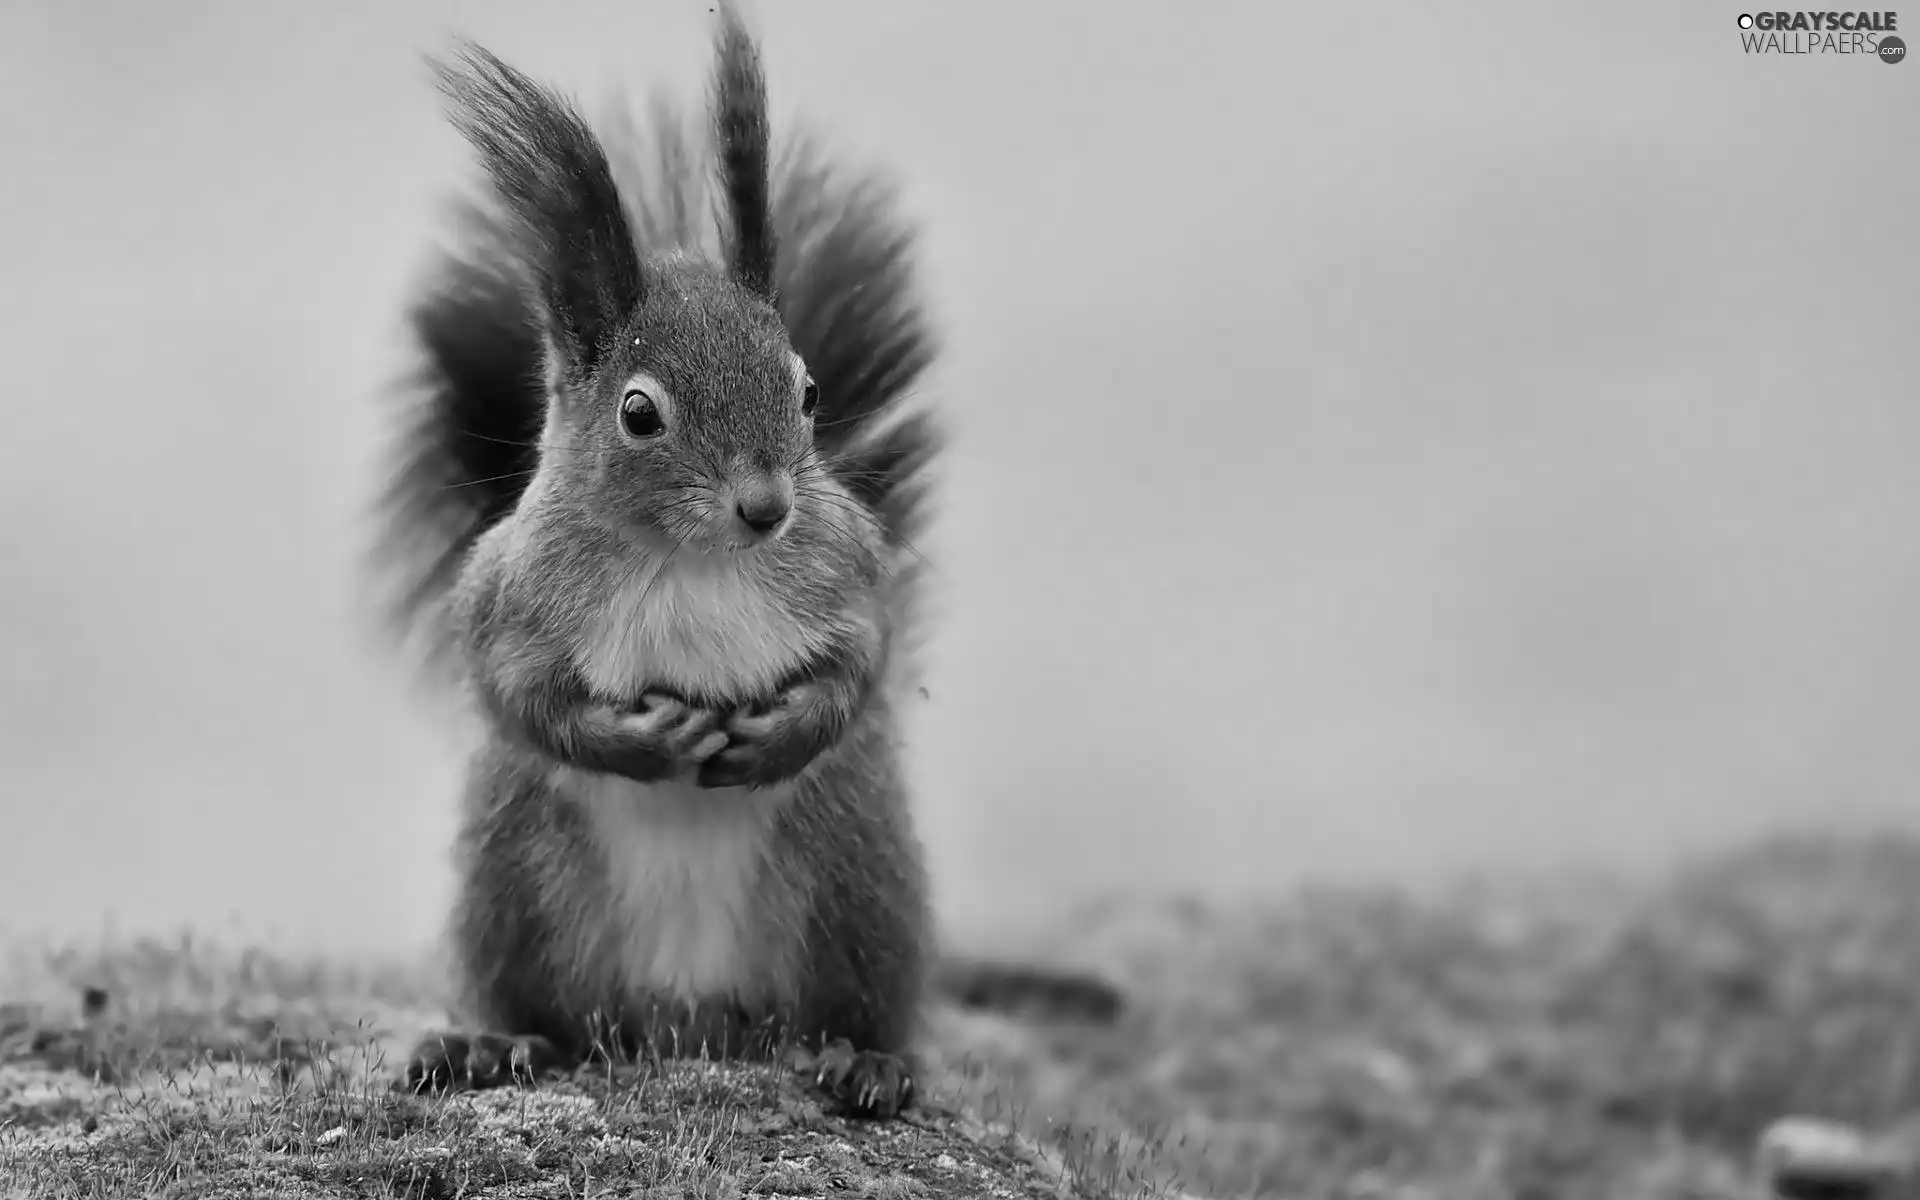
[1736,10,1904,59]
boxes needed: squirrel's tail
[368,9,941,688]
[368,200,545,680]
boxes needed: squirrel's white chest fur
[566,768,795,1006]
[574,552,825,701]
[553,545,817,1007]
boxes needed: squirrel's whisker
[451,428,591,457]
[617,527,695,659]
[798,486,934,570]
[804,519,893,582]
[438,469,540,492]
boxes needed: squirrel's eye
[619,390,665,439]
[801,376,820,418]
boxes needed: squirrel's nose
[733,476,793,537]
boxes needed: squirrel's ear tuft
[711,5,777,301]
[431,41,644,377]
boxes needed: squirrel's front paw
[618,693,729,770]
[696,682,832,789]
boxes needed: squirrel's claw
[727,682,822,738]
[627,693,715,734]
[697,683,826,787]
[617,695,726,765]
[400,1031,558,1094]
[811,1038,915,1120]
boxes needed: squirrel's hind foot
[400,1030,563,1094]
[811,1039,915,1120]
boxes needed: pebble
[1758,1116,1913,1200]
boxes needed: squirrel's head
[435,13,865,559]
[541,258,820,552]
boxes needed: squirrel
[368,7,1121,1122]
[368,8,938,1119]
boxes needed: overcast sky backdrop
[1,0,1913,954]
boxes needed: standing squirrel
[369,7,1124,1121]
[369,8,938,1119]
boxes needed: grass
[6,827,1920,1198]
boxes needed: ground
[5,827,1920,1198]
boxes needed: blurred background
[0,0,1912,956]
